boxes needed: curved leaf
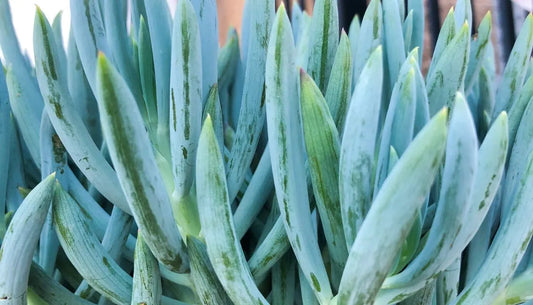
[339,46,383,249]
[0,174,55,303]
[197,116,268,305]
[33,9,131,214]
[338,109,448,305]
[265,6,333,304]
[96,54,187,273]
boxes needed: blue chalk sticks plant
[1,0,533,304]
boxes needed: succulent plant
[1,0,533,304]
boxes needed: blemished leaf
[96,53,187,273]
[503,83,533,220]
[426,9,456,80]
[29,262,94,305]
[33,8,131,214]
[248,216,290,281]
[383,93,478,293]
[0,174,55,303]
[352,0,382,89]
[196,116,268,305]
[52,185,133,305]
[307,0,339,92]
[464,12,492,93]
[225,0,274,202]
[324,31,352,131]
[169,0,203,199]
[192,0,218,103]
[340,46,383,249]
[266,5,333,304]
[132,232,162,305]
[300,71,348,278]
[187,236,234,305]
[493,14,533,118]
[376,112,508,304]
[138,16,158,132]
[450,147,533,305]
[427,22,470,115]
[338,108,448,305]
[374,55,417,196]
[69,0,109,92]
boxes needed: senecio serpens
[0,0,533,304]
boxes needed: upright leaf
[197,117,268,305]
[265,6,333,304]
[340,47,383,249]
[324,31,352,131]
[427,23,470,115]
[144,0,173,153]
[301,71,348,279]
[307,0,339,92]
[493,14,533,118]
[96,54,187,273]
[338,109,448,305]
[384,93,478,291]
[407,0,424,63]
[225,0,273,201]
[132,232,162,305]
[192,0,218,103]
[169,0,203,200]
[451,149,533,305]
[352,0,382,89]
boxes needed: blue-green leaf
[407,0,424,63]
[52,185,132,305]
[426,9,456,81]
[493,14,533,117]
[0,174,55,303]
[197,116,268,305]
[96,53,187,273]
[144,0,173,153]
[451,149,533,305]
[339,46,383,249]
[187,236,234,305]
[427,22,470,115]
[265,6,332,304]
[132,232,162,305]
[338,109,448,305]
[192,0,218,103]
[376,113,507,305]
[325,31,352,131]
[383,93,478,292]
[33,8,131,214]
[301,71,348,277]
[464,12,492,93]
[383,0,406,86]
[233,149,274,239]
[169,0,203,199]
[225,0,273,202]
[307,0,339,92]
[352,0,382,89]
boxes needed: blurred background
[1,0,532,74]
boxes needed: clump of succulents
[1,0,533,304]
